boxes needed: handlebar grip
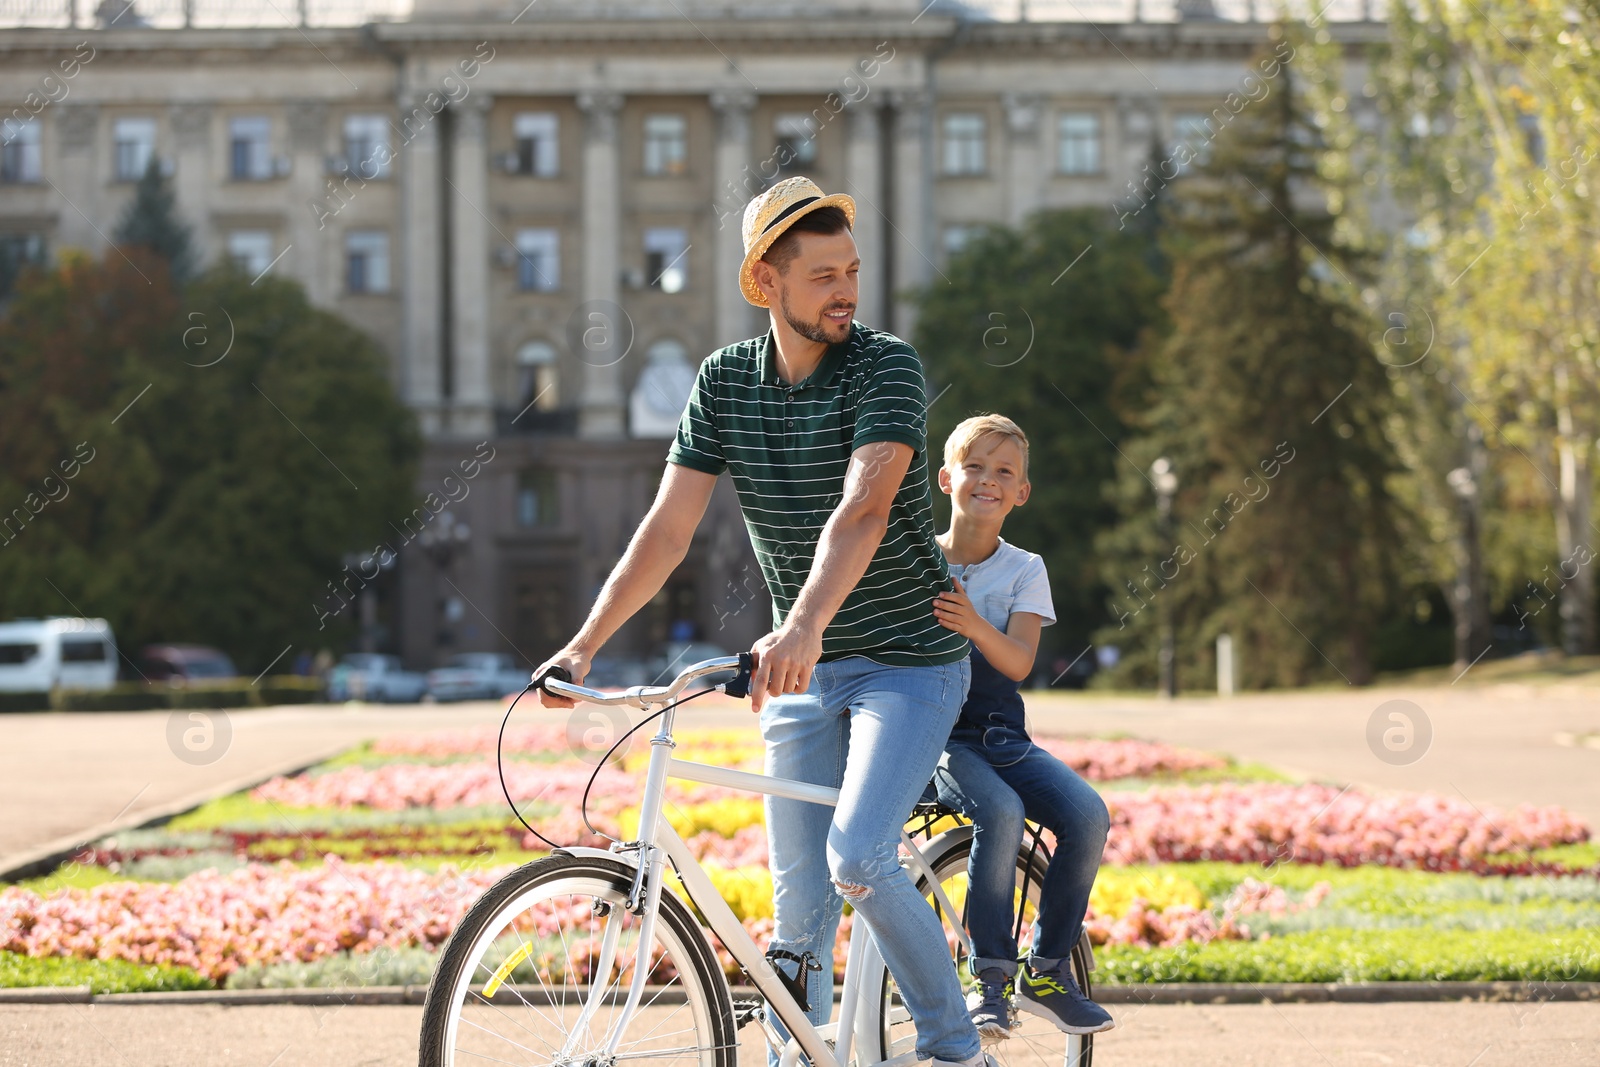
[533,664,572,691]
[723,651,757,699]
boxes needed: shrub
[50,685,167,712]
[257,676,324,705]
[0,691,50,713]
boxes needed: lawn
[2,713,1595,992]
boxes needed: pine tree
[113,157,195,285]
[1095,24,1405,689]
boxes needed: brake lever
[721,652,758,699]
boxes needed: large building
[0,0,1383,671]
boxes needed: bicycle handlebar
[533,652,757,708]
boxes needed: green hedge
[1096,927,1600,984]
[0,951,211,993]
[50,677,325,712]
[0,691,51,713]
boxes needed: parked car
[0,617,118,693]
[426,652,531,702]
[326,653,428,703]
[139,644,238,684]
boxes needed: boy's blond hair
[943,414,1030,480]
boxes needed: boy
[929,414,1116,1039]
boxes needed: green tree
[1433,0,1600,655]
[0,252,420,672]
[1095,26,1406,689]
[113,158,196,285]
[911,209,1166,665]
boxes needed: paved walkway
[2,1001,1596,1066]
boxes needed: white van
[0,617,119,693]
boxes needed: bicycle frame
[556,700,971,1067]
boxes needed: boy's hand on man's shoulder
[932,576,980,637]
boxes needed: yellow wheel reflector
[483,942,536,998]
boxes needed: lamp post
[1150,456,1179,699]
[418,509,472,654]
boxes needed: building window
[226,230,274,277]
[1170,113,1214,175]
[774,113,818,172]
[1057,112,1101,175]
[0,233,46,299]
[0,118,42,184]
[516,340,560,412]
[113,117,157,182]
[943,225,983,258]
[515,228,560,292]
[345,230,390,293]
[343,114,390,178]
[229,116,274,180]
[941,113,986,176]
[643,114,687,176]
[516,468,560,528]
[512,112,559,176]
[644,228,688,293]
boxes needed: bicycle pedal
[732,997,764,1030]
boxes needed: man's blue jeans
[760,654,979,1066]
[933,729,1111,977]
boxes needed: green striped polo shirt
[667,322,968,667]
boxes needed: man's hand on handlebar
[534,648,591,709]
[749,623,822,714]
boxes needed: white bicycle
[418,654,1097,1067]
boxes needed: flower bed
[3,728,1595,991]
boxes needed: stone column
[888,89,930,344]
[1002,92,1043,229]
[710,89,756,349]
[844,101,885,328]
[285,99,327,306]
[449,93,493,438]
[577,90,625,440]
[168,103,213,267]
[52,104,99,254]
[400,91,444,434]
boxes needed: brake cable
[497,658,751,851]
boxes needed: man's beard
[780,290,854,345]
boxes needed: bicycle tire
[418,853,739,1067]
[865,833,1096,1067]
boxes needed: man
[538,176,987,1067]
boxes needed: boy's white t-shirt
[946,537,1056,631]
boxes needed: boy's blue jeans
[933,727,1111,977]
[760,654,979,1066]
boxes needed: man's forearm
[571,516,692,654]
[785,508,888,637]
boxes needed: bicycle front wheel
[873,835,1096,1067]
[418,853,738,1067]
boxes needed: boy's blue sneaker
[967,967,1014,1040]
[1015,960,1115,1035]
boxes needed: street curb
[0,740,355,884]
[4,981,1599,1007]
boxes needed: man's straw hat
[739,176,856,308]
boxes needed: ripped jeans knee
[827,834,902,904]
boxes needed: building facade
[0,0,1383,669]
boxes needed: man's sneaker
[967,967,1013,1041]
[1015,961,1115,1035]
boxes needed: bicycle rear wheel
[872,836,1096,1067]
[418,853,738,1067]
